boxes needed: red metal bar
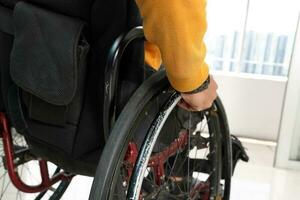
[190,182,210,199]
[148,131,188,168]
[0,112,73,193]
[149,131,188,185]
[153,163,165,185]
[124,142,139,180]
[39,160,51,185]
[124,130,210,197]
[124,131,188,186]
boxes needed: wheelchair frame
[103,26,144,139]
[0,3,237,198]
[0,112,73,193]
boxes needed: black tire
[89,71,231,200]
[215,98,232,200]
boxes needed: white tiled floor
[5,140,300,199]
[231,141,300,200]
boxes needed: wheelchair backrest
[0,0,144,176]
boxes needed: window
[205,0,300,77]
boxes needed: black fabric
[25,134,98,176]
[0,31,13,112]
[11,2,87,105]
[0,0,18,8]
[27,95,68,126]
[26,119,78,155]
[69,0,128,158]
[71,0,144,159]
[7,85,28,131]
[0,4,13,34]
[0,0,93,20]
[27,0,93,20]
[20,39,90,126]
[0,0,144,175]
[66,38,90,125]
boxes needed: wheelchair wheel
[0,129,71,200]
[90,71,232,200]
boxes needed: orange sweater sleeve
[136,0,209,92]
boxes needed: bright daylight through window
[205,0,300,77]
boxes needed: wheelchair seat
[0,0,144,176]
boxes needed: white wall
[275,14,300,169]
[213,72,287,141]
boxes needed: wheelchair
[0,1,248,199]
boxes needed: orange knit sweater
[136,0,209,92]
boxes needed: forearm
[136,0,209,92]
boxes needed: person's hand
[179,76,218,111]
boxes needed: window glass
[205,0,300,77]
[205,0,248,72]
[241,0,299,76]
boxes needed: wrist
[182,75,210,94]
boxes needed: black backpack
[0,0,144,176]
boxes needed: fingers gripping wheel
[89,71,232,200]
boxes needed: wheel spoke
[0,131,67,199]
[99,88,229,200]
[1,174,11,198]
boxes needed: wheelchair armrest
[103,26,145,140]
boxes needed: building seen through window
[205,0,300,77]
